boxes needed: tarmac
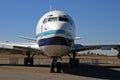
[0,54,120,80]
[0,65,98,80]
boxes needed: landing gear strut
[24,51,36,66]
[69,51,79,67]
[50,57,62,73]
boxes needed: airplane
[0,10,120,73]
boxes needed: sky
[0,0,120,55]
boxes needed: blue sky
[0,0,120,44]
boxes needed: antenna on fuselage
[50,0,52,11]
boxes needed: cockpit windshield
[43,16,69,24]
[59,17,69,22]
[48,17,57,22]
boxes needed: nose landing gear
[50,57,62,73]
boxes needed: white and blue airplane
[0,10,120,73]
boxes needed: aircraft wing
[0,41,44,55]
[73,43,120,52]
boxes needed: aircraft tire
[50,62,55,73]
[69,58,74,67]
[56,62,61,73]
[24,58,28,65]
[74,58,79,67]
[30,58,34,65]
[69,58,79,67]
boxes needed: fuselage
[36,10,76,57]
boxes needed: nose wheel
[50,58,62,73]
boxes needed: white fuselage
[36,10,76,57]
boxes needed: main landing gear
[50,57,62,73]
[69,51,79,67]
[24,51,36,66]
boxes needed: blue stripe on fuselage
[36,30,73,38]
[38,37,74,47]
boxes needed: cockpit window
[43,16,69,24]
[59,17,69,22]
[43,17,57,24]
[43,18,47,24]
[48,17,57,22]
